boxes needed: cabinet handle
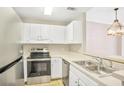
[75,81,78,83]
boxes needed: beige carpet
[29,79,64,86]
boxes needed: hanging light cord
[114,8,118,21]
[114,8,124,29]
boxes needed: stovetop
[29,51,50,59]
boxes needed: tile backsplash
[23,44,70,58]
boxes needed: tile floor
[29,79,64,86]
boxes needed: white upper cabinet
[66,22,73,42]
[22,23,30,42]
[66,21,82,43]
[49,25,65,43]
[30,24,51,42]
[40,24,51,41]
[22,23,66,43]
[21,21,82,44]
[22,23,51,43]
[30,23,41,41]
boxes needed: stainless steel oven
[27,59,51,77]
[27,48,51,84]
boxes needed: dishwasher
[62,59,70,86]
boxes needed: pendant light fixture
[107,8,124,36]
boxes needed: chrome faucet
[92,57,103,73]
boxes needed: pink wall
[86,21,121,56]
[122,37,124,56]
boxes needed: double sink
[73,60,117,78]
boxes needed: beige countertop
[107,56,124,64]
[83,52,124,64]
[113,70,124,81]
[50,52,122,86]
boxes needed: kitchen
[0,7,124,86]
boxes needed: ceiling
[87,7,124,25]
[14,7,124,25]
[14,7,91,24]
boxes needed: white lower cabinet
[78,79,86,86]
[69,71,85,86]
[69,65,98,86]
[51,58,62,79]
[69,71,79,86]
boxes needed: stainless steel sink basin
[100,67,115,73]
[73,60,86,65]
[73,60,100,74]
[73,60,116,77]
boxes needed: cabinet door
[73,21,82,43]
[79,73,98,86]
[66,21,82,43]
[69,73,86,86]
[70,65,98,86]
[66,23,73,43]
[69,71,78,86]
[50,25,65,43]
[78,79,86,86]
[22,23,31,42]
[41,24,50,41]
[30,24,50,42]
[51,58,62,79]
[30,24,41,41]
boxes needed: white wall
[86,7,124,25]
[86,21,121,56]
[86,7,123,56]
[0,7,23,85]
